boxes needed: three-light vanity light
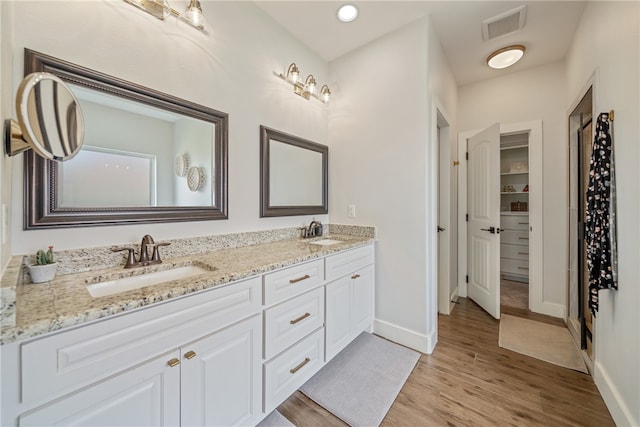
[122,0,208,32]
[277,63,331,104]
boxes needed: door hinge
[465,275,469,283]
[466,152,469,160]
[465,213,469,222]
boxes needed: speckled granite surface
[1,225,375,345]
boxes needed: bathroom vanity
[0,230,375,426]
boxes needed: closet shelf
[501,192,529,195]
[500,171,528,176]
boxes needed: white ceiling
[254,1,587,86]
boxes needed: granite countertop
[0,232,374,345]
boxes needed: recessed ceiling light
[337,4,358,23]
[487,45,526,69]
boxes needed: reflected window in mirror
[260,126,328,217]
[23,49,228,228]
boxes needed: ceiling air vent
[482,5,526,41]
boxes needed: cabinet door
[19,351,181,426]
[325,276,352,361]
[181,315,262,427]
[351,264,375,337]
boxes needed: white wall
[173,118,214,206]
[565,2,639,425]
[4,0,329,255]
[0,2,13,270]
[328,17,457,353]
[458,61,568,314]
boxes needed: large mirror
[260,126,328,217]
[23,49,228,228]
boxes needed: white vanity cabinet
[20,350,182,426]
[325,246,375,361]
[2,242,376,427]
[2,276,263,427]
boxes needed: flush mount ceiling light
[276,63,332,104]
[122,0,209,32]
[487,45,526,69]
[337,4,358,22]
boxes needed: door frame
[436,107,454,315]
[566,70,598,370]
[457,120,545,315]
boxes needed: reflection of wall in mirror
[269,140,323,206]
[173,119,214,206]
[59,100,174,207]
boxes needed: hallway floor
[278,298,614,426]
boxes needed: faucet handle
[151,242,171,263]
[112,247,137,269]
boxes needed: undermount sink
[87,264,213,298]
[308,239,343,246]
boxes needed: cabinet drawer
[500,258,529,275]
[325,245,374,281]
[500,243,529,261]
[264,287,324,359]
[263,327,324,414]
[500,229,529,245]
[264,259,324,306]
[21,276,261,406]
[500,214,529,231]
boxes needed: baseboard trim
[373,319,434,354]
[594,360,638,427]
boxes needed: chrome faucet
[302,220,323,238]
[112,234,171,269]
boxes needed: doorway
[568,86,594,362]
[457,120,543,318]
[436,108,455,315]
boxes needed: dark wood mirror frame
[260,126,328,217]
[23,49,228,229]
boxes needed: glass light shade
[487,45,525,69]
[321,85,331,103]
[337,4,358,22]
[179,0,208,31]
[305,75,316,94]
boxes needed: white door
[325,275,352,361]
[350,264,374,336]
[467,123,501,319]
[181,315,262,427]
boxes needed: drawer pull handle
[351,274,361,279]
[518,237,529,240]
[289,274,310,284]
[518,222,529,225]
[517,267,529,270]
[184,351,197,360]
[167,358,180,368]
[290,357,311,374]
[517,252,529,255]
[290,312,311,325]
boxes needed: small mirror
[260,126,328,217]
[4,72,84,160]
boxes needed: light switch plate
[348,204,356,218]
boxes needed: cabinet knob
[351,274,361,280]
[184,350,197,360]
[167,358,180,368]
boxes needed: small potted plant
[27,246,57,283]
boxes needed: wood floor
[278,298,614,426]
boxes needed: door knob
[480,226,500,234]
[437,226,445,232]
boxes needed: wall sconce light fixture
[123,0,209,32]
[277,63,331,103]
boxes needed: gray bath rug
[256,410,295,427]
[300,332,420,427]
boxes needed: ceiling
[255,1,587,86]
